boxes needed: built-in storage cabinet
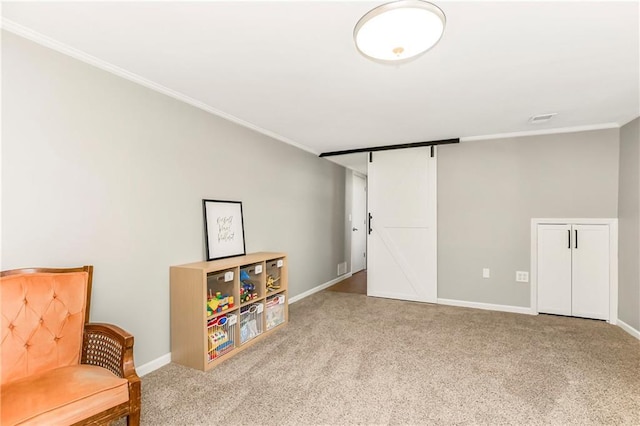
[170,252,288,371]
[537,223,610,320]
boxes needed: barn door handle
[575,229,578,249]
[368,213,373,235]
[568,230,571,249]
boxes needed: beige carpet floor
[132,291,640,425]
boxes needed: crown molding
[2,18,629,154]
[0,18,319,156]
[460,122,620,142]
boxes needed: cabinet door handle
[568,230,571,249]
[575,229,578,249]
[368,213,373,235]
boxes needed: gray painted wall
[437,130,620,307]
[618,117,640,330]
[1,32,346,366]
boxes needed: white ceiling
[2,1,639,172]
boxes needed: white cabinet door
[367,147,437,303]
[571,224,609,320]
[537,222,610,321]
[537,224,572,316]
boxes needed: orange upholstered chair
[1,266,141,425]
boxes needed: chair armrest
[81,323,141,424]
[82,323,138,382]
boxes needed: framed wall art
[203,199,246,261]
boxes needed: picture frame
[203,199,246,261]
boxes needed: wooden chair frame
[1,266,141,426]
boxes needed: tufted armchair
[1,266,141,425]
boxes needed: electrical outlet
[482,268,490,278]
[516,271,529,282]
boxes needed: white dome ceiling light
[354,0,446,64]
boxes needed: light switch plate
[516,271,529,282]
[482,268,490,278]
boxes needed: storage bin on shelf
[206,269,236,316]
[240,263,264,305]
[207,312,237,361]
[266,293,286,330]
[240,302,264,344]
[266,258,285,293]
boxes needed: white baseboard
[136,352,171,376]
[437,298,535,315]
[289,273,352,304]
[617,319,640,340]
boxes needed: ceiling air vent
[529,113,557,124]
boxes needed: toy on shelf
[209,328,228,347]
[207,289,234,316]
[240,280,258,304]
[207,313,237,360]
[266,275,281,292]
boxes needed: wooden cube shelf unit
[170,252,288,371]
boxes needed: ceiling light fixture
[354,0,446,64]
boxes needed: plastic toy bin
[207,312,237,362]
[266,293,286,331]
[266,258,284,294]
[240,263,263,304]
[206,269,236,316]
[239,303,264,345]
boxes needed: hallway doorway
[326,270,367,295]
[351,173,367,273]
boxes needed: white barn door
[367,147,437,303]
